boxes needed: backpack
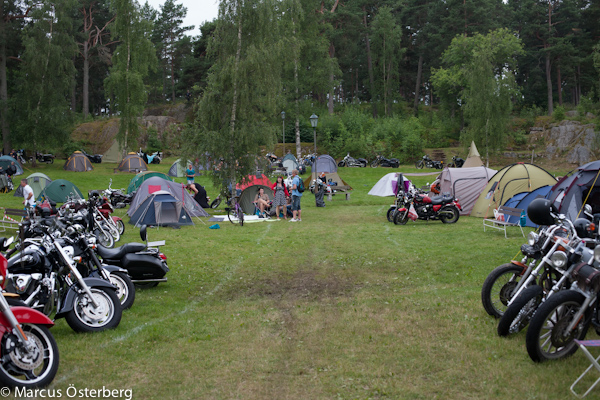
[296,177,305,193]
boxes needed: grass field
[0,159,595,399]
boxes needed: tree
[432,29,524,159]
[104,0,156,154]
[11,0,78,160]
[186,0,281,193]
[154,0,193,102]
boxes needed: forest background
[2,0,600,187]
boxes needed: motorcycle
[393,191,461,224]
[371,155,400,168]
[31,152,55,164]
[338,153,368,168]
[103,179,135,208]
[415,155,444,169]
[81,150,103,164]
[448,156,464,168]
[95,225,169,287]
[14,149,27,165]
[89,191,125,242]
[0,238,59,388]
[5,220,123,333]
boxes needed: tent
[126,176,208,218]
[503,186,553,227]
[0,155,23,176]
[281,154,300,175]
[238,184,274,214]
[64,151,94,172]
[438,166,497,215]
[471,163,557,218]
[167,159,205,178]
[127,171,172,194]
[313,155,337,174]
[129,190,194,227]
[101,140,122,163]
[236,173,273,191]
[40,179,84,202]
[118,153,148,172]
[463,141,484,168]
[548,160,600,220]
[14,172,52,198]
[368,173,412,197]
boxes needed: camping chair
[253,199,272,218]
[570,339,600,398]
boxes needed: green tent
[470,163,557,218]
[40,179,84,203]
[14,172,52,198]
[239,184,274,214]
[127,171,172,194]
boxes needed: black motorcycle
[95,225,169,287]
[32,152,55,164]
[415,155,443,169]
[103,179,135,208]
[371,155,400,168]
[338,153,368,168]
[82,150,103,163]
[5,220,122,333]
[448,156,464,168]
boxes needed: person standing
[186,163,195,185]
[290,169,302,222]
[21,179,35,208]
[271,176,289,220]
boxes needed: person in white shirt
[21,179,35,207]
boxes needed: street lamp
[281,111,285,155]
[309,113,318,154]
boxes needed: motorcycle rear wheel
[440,206,459,224]
[360,161,367,168]
[497,284,543,337]
[525,289,589,362]
[210,198,222,209]
[0,324,59,388]
[65,287,122,333]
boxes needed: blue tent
[503,185,553,227]
[129,190,194,227]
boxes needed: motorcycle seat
[97,242,147,260]
[430,195,453,205]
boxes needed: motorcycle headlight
[594,246,600,264]
[528,232,539,246]
[550,251,568,269]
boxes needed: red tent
[236,174,273,191]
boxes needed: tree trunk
[363,7,377,118]
[556,62,562,106]
[328,43,334,115]
[229,0,243,184]
[413,54,423,116]
[0,32,11,154]
[294,59,301,159]
[546,51,553,116]
[83,40,90,119]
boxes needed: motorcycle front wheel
[439,206,459,224]
[386,207,396,222]
[525,289,590,362]
[481,263,525,318]
[371,160,379,168]
[415,161,424,169]
[338,161,346,167]
[65,287,122,333]
[114,219,125,235]
[0,324,59,388]
[110,271,135,309]
[497,285,543,337]
[393,210,409,225]
[210,198,221,209]
[94,228,114,248]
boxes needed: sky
[144,0,220,37]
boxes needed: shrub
[553,105,566,122]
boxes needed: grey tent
[438,166,497,215]
[239,184,274,214]
[118,154,148,172]
[128,190,194,227]
[14,172,52,198]
[64,151,93,172]
[549,160,600,220]
[168,159,200,178]
[281,154,300,175]
[314,155,337,174]
[0,155,23,176]
[127,176,209,218]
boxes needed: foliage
[552,105,566,122]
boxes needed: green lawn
[0,160,593,399]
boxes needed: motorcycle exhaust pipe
[131,278,168,284]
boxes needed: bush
[553,105,566,122]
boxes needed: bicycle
[225,195,244,226]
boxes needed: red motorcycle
[393,191,461,225]
[0,238,59,388]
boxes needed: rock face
[543,120,597,165]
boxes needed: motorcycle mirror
[584,204,593,217]
[140,225,147,242]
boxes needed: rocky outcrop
[543,120,597,165]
